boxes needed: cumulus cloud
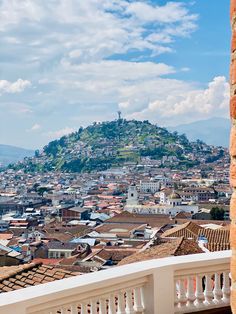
[0,79,31,95]
[124,76,229,125]
[45,127,76,139]
[1,0,224,149]
[0,0,197,66]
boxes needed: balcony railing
[0,250,231,314]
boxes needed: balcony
[0,250,231,314]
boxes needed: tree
[35,150,40,158]
[37,187,50,196]
[210,207,225,220]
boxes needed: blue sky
[0,0,230,149]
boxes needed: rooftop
[0,262,80,293]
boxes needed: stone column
[231,1,236,313]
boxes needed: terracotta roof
[90,248,136,264]
[0,233,13,240]
[206,243,230,251]
[198,228,230,251]
[161,221,202,239]
[95,223,146,235]
[0,262,80,293]
[162,221,230,252]
[105,211,171,228]
[33,258,61,265]
[42,224,90,237]
[118,238,204,266]
[174,212,192,219]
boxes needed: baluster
[60,307,67,314]
[117,291,126,314]
[134,287,145,312]
[178,278,187,309]
[222,271,230,303]
[186,276,196,308]
[99,297,106,313]
[213,273,223,304]
[140,286,145,310]
[195,275,204,307]
[80,301,87,314]
[174,279,179,309]
[70,303,78,314]
[125,289,135,314]
[90,299,97,314]
[108,293,116,314]
[204,274,214,305]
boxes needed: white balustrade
[175,267,231,313]
[0,250,231,314]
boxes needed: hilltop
[9,119,228,173]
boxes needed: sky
[0,0,231,149]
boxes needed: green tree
[37,187,50,196]
[210,207,225,220]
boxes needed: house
[47,242,81,259]
[61,207,91,221]
[118,237,204,265]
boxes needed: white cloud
[126,2,196,24]
[0,0,198,64]
[124,76,229,125]
[0,0,212,148]
[0,79,31,95]
[45,127,76,140]
[31,123,41,131]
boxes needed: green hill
[9,119,228,173]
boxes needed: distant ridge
[0,144,34,166]
[167,117,230,147]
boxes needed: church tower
[126,184,138,205]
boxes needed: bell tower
[126,184,138,205]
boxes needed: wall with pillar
[231,1,236,313]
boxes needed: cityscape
[0,1,234,314]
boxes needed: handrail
[0,250,231,314]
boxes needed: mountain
[167,118,230,147]
[0,144,34,166]
[9,119,228,173]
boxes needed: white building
[140,180,161,193]
[125,187,198,216]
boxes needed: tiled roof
[198,228,230,251]
[105,211,171,228]
[118,238,204,266]
[91,248,136,263]
[0,262,80,293]
[47,241,78,250]
[162,221,230,252]
[206,243,230,251]
[161,221,202,239]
